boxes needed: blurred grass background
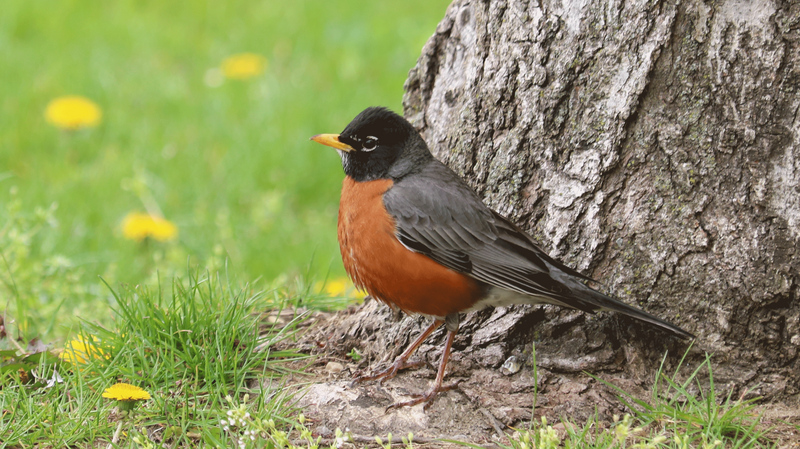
[0,0,449,340]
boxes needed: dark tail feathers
[572,283,695,339]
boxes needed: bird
[311,106,694,409]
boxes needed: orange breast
[338,176,484,318]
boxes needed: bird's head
[311,107,432,182]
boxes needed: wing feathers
[381,160,692,339]
[384,165,562,300]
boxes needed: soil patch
[273,300,800,447]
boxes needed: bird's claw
[351,359,425,386]
[385,380,461,412]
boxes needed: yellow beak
[310,134,355,152]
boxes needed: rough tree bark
[297,0,799,442]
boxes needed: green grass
[0,3,784,447]
[451,346,774,449]
[0,0,450,340]
[599,351,771,447]
[4,282,775,448]
[1,271,310,447]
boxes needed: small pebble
[325,361,345,374]
[500,356,522,375]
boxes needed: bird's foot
[386,380,461,411]
[351,358,425,386]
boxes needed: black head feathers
[334,107,432,182]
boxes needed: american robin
[311,107,693,409]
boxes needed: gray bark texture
[297,0,800,441]
[403,0,799,397]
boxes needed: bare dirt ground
[271,301,800,448]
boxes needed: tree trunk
[298,0,799,441]
[404,0,799,396]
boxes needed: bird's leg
[387,313,461,410]
[352,319,443,385]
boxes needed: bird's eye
[362,136,378,151]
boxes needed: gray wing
[384,161,695,339]
[384,161,598,311]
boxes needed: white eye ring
[363,136,378,151]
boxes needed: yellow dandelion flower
[323,278,348,296]
[44,95,102,130]
[316,277,367,299]
[60,335,105,365]
[121,212,178,242]
[221,53,267,79]
[103,383,151,402]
